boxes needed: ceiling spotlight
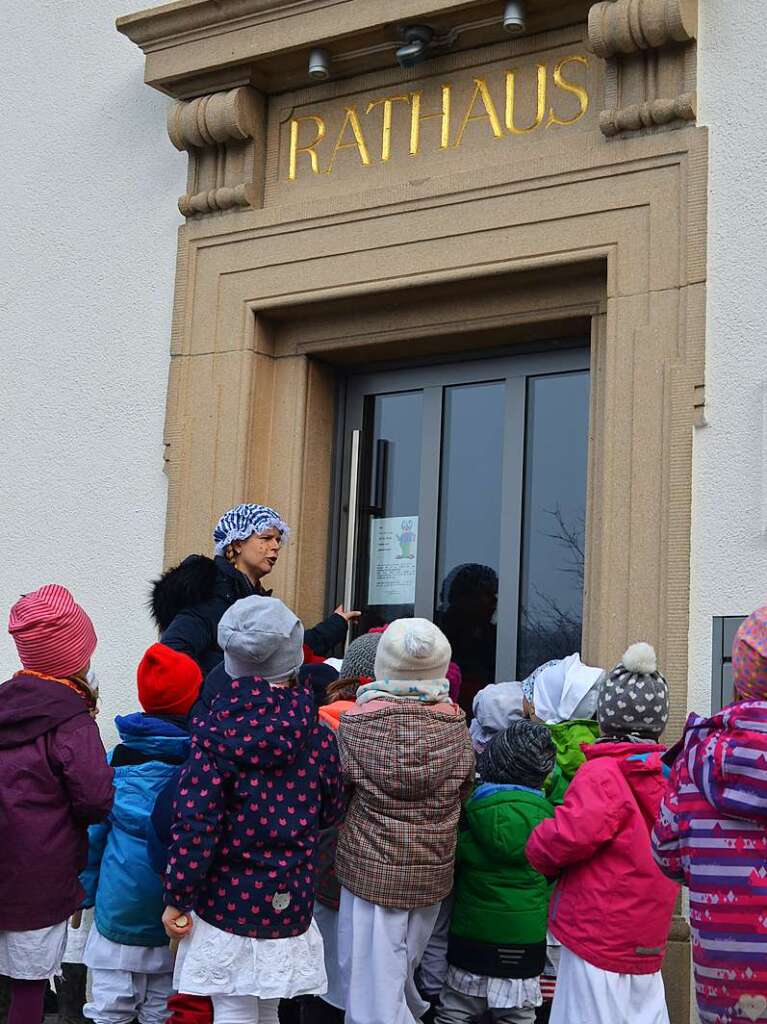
[395,25,434,69]
[503,0,527,34]
[308,47,330,80]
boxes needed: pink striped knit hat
[8,584,97,679]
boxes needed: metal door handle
[343,429,361,651]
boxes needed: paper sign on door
[368,516,418,606]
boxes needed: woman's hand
[334,605,362,624]
[162,906,193,940]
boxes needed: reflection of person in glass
[435,564,498,718]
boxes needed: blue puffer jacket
[82,713,190,947]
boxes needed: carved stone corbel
[588,0,697,58]
[167,86,266,217]
[588,0,698,140]
[600,91,696,137]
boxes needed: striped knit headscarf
[9,584,97,679]
[733,605,767,701]
[213,504,290,555]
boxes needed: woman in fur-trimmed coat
[152,503,357,675]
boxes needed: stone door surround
[119,6,703,1019]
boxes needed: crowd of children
[1,504,767,1024]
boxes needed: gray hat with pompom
[597,643,669,739]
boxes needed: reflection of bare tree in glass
[518,506,585,679]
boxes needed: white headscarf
[469,681,524,752]
[530,653,604,725]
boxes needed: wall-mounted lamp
[308,47,331,80]
[395,25,434,69]
[503,0,527,35]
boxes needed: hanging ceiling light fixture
[308,47,331,80]
[503,0,527,35]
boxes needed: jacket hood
[548,719,600,780]
[194,673,316,770]
[0,674,89,748]
[674,701,767,823]
[150,554,261,632]
[115,712,190,761]
[584,741,668,831]
[341,703,468,800]
[318,700,355,730]
[466,783,553,862]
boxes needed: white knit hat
[218,595,304,682]
[374,618,451,682]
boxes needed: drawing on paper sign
[368,516,419,606]
[398,519,417,559]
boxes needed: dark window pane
[517,370,590,679]
[361,391,423,627]
[434,381,503,714]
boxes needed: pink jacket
[652,702,767,1024]
[525,741,678,974]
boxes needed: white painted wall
[689,1,767,716]
[0,0,184,740]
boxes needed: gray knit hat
[597,643,669,740]
[218,595,304,683]
[478,719,556,789]
[340,632,381,681]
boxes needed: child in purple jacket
[0,585,113,1024]
[162,595,344,1024]
[653,605,767,1024]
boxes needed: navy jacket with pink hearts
[165,672,344,938]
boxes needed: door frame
[329,343,590,679]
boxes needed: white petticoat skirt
[550,945,670,1024]
[173,914,327,1000]
[0,922,68,980]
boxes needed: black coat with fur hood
[151,555,346,676]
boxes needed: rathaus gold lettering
[287,56,588,181]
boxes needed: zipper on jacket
[550,886,562,922]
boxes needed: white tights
[210,994,280,1023]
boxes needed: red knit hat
[137,643,202,716]
[8,584,97,679]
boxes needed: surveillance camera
[395,25,434,69]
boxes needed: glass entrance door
[334,347,590,712]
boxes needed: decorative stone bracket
[167,86,266,217]
[588,0,697,57]
[587,0,698,140]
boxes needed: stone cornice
[117,0,479,51]
[116,0,594,96]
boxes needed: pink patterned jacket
[652,701,767,1024]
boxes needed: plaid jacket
[336,700,475,909]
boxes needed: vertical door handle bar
[343,429,361,651]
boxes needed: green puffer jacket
[448,783,555,979]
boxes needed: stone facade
[115,9,708,1010]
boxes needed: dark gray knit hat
[597,643,669,740]
[478,719,556,789]
[339,632,381,681]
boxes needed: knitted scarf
[356,677,451,705]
